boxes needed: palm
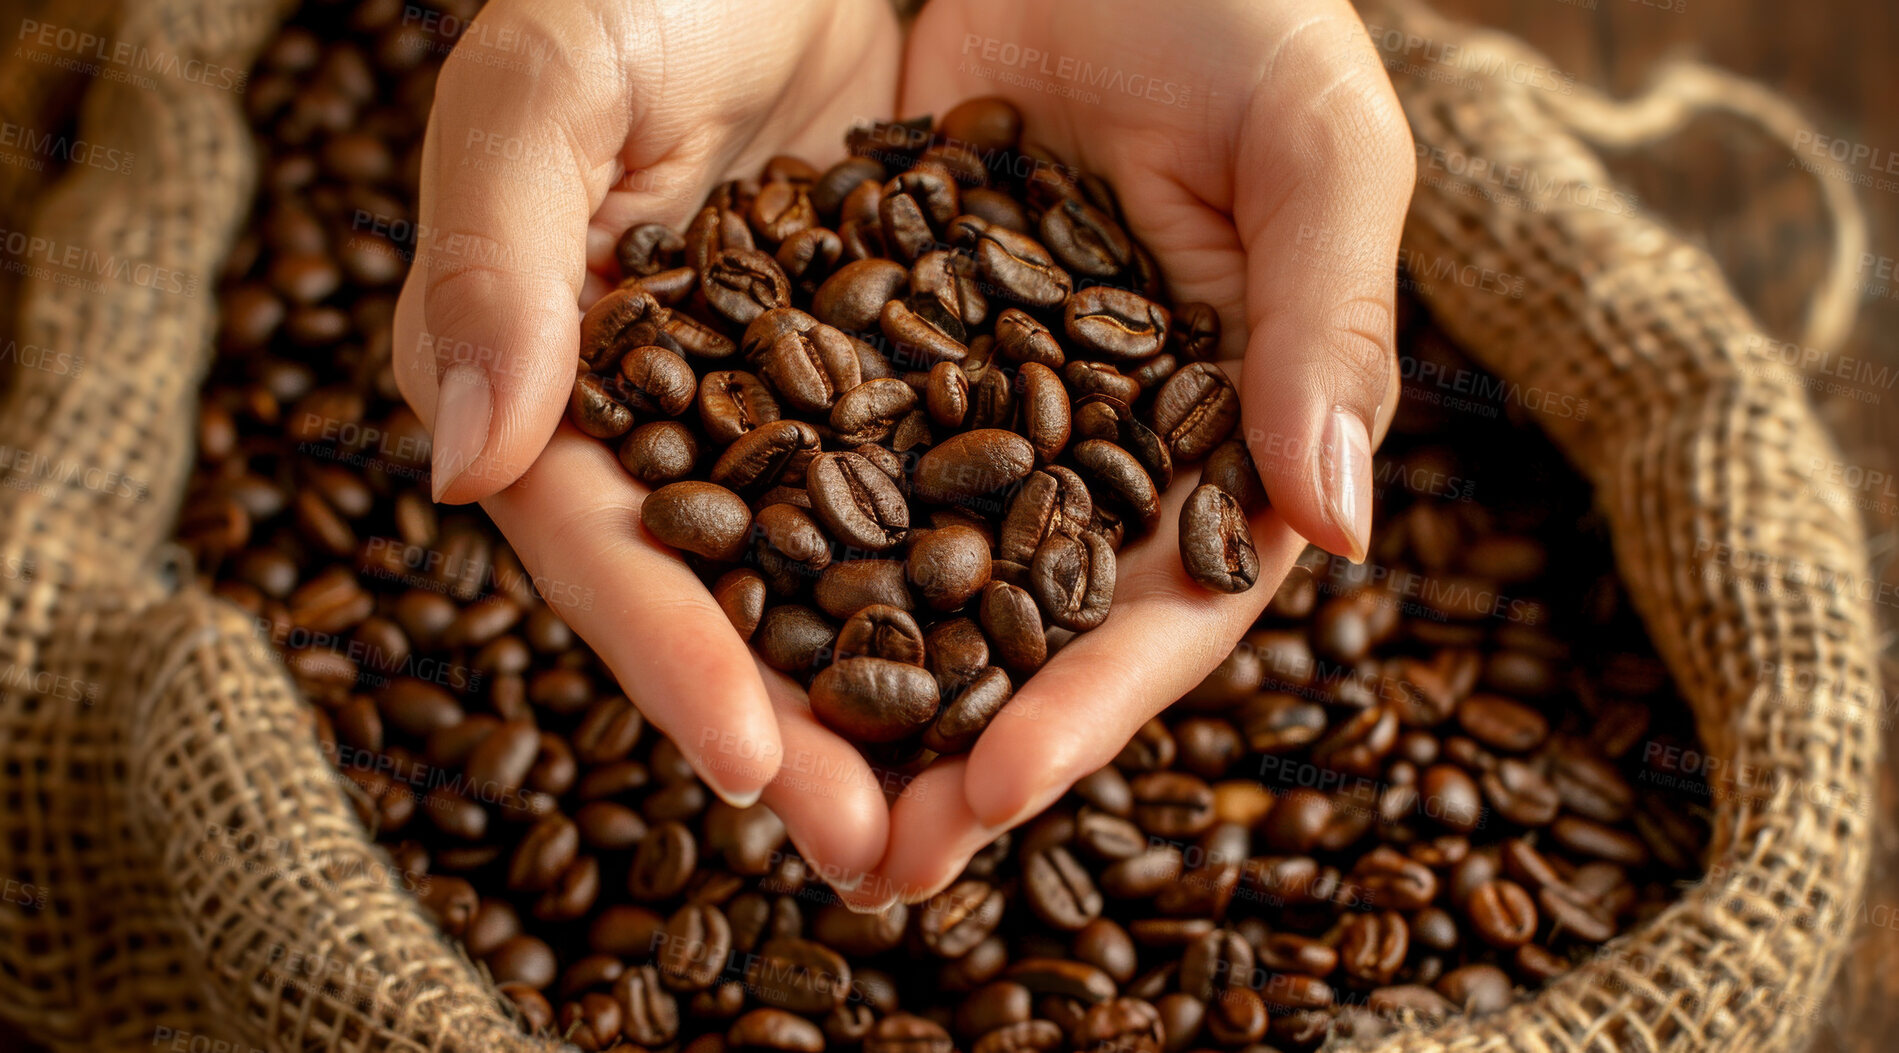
[823,0,1368,903]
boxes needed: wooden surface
[1409,2,1899,1049]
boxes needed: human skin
[392,0,1412,909]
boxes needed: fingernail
[715,787,762,810]
[1318,406,1372,563]
[430,363,491,501]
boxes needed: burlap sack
[0,0,1879,1050]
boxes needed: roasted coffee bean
[815,559,913,618]
[814,258,910,331]
[1436,963,1514,1016]
[923,665,1012,754]
[925,360,971,427]
[1150,363,1239,461]
[760,324,862,412]
[807,451,909,550]
[617,345,698,416]
[712,568,768,639]
[627,821,697,901]
[914,429,1036,505]
[831,377,921,445]
[728,1007,824,1052]
[864,1013,953,1053]
[1458,694,1550,752]
[754,604,837,673]
[1028,529,1115,631]
[697,370,782,446]
[570,373,635,438]
[920,880,1007,957]
[1070,440,1159,534]
[1022,846,1102,931]
[1129,772,1215,839]
[1070,997,1162,1053]
[1339,910,1410,985]
[978,581,1048,675]
[658,904,732,991]
[835,604,927,665]
[746,938,850,1014]
[994,308,1063,367]
[975,226,1072,307]
[1179,484,1258,593]
[1040,197,1131,277]
[907,524,994,610]
[642,481,752,561]
[710,419,821,492]
[580,287,666,368]
[1000,467,1093,564]
[809,657,940,743]
[618,420,700,486]
[1017,361,1070,462]
[924,616,991,695]
[1003,959,1117,1005]
[1064,287,1168,361]
[1467,879,1538,948]
[617,965,681,1045]
[1482,757,1561,827]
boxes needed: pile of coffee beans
[578,98,1263,751]
[179,1,1710,1050]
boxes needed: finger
[962,472,1308,830]
[874,758,1010,906]
[1233,3,1414,564]
[477,424,781,806]
[394,0,634,504]
[751,660,893,910]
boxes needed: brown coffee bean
[1002,959,1117,1005]
[1072,997,1162,1053]
[1339,910,1409,985]
[1017,361,1070,462]
[1027,529,1116,631]
[709,418,821,492]
[628,821,697,901]
[1435,963,1514,1016]
[508,814,579,893]
[978,581,1048,676]
[920,880,1007,957]
[1179,484,1258,593]
[1458,694,1550,752]
[754,604,837,673]
[642,481,753,561]
[746,938,851,1014]
[698,370,783,446]
[658,903,732,991]
[1064,287,1168,361]
[1070,440,1159,535]
[1021,846,1102,931]
[975,226,1072,307]
[570,373,635,438]
[619,420,700,486]
[923,665,1012,754]
[1129,772,1215,839]
[1467,879,1538,947]
[914,429,1037,505]
[728,1007,824,1053]
[1151,363,1239,460]
[809,657,940,743]
[488,934,558,990]
[807,451,909,551]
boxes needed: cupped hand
[854,0,1416,905]
[390,0,906,887]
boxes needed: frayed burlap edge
[1343,3,1880,1051]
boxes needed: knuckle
[1324,295,1399,403]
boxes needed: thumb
[1233,27,1413,563]
[394,3,625,503]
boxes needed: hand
[851,0,1415,905]
[390,0,909,885]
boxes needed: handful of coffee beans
[574,98,1262,751]
[190,3,1711,1050]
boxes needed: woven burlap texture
[0,0,1879,1051]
